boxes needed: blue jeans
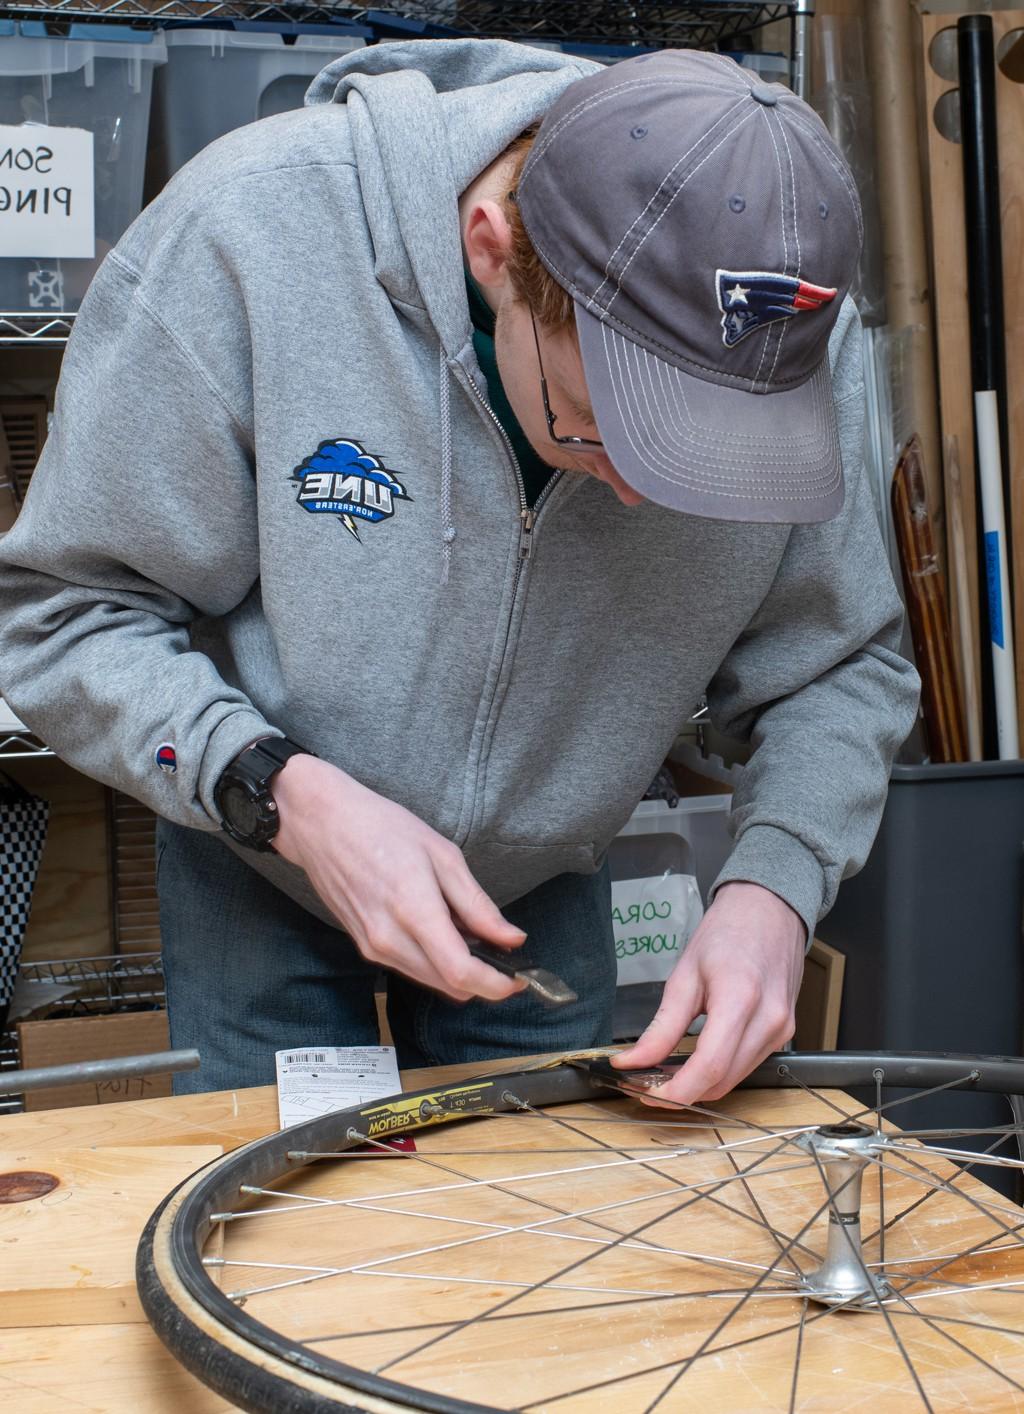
[157,820,616,1094]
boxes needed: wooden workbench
[0,1057,516,1412]
[1,1053,1019,1413]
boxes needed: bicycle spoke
[303,1283,806,1350]
[709,1122,806,1279]
[221,1149,820,1301]
[353,1126,666,1247]
[574,1103,781,1133]
[788,1298,808,1414]
[286,1143,698,1158]
[777,1061,860,1123]
[862,1127,1016,1250]
[881,1138,1024,1171]
[521,1294,876,1409]
[887,1125,1024,1140]
[874,1069,887,1270]
[885,1283,1024,1397]
[319,1195,798,1280]
[370,1125,810,1378]
[516,1098,819,1268]
[356,1270,782,1300]
[898,1277,1024,1304]
[215,1148,710,1221]
[867,1238,1024,1270]
[640,1158,871,1412]
[213,1128,816,1224]
[288,1097,780,1155]
[587,1069,816,1141]
[874,1166,1024,1295]
[525,1171,869,1411]
[803,1146,934,1414]
[214,1252,789,1304]
[845,1068,981,1126]
[895,1238,1024,1302]
[871,1148,1024,1244]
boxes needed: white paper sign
[612,873,704,987]
[275,1044,402,1130]
[0,125,95,259]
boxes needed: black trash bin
[819,759,1024,1195]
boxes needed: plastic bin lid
[0,26,166,75]
[67,23,164,44]
[633,795,732,815]
[1,20,45,37]
[162,27,363,52]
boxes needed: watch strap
[215,735,313,851]
[237,736,311,782]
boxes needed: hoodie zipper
[457,368,561,836]
[518,506,535,559]
[464,372,561,594]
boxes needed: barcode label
[275,1044,402,1131]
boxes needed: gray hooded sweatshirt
[0,39,918,941]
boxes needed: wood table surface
[4,1052,658,1412]
[0,1055,526,1412]
[1,1053,1018,1413]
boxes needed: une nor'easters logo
[290,438,411,541]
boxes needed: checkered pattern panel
[0,795,49,1012]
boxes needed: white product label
[612,874,704,987]
[0,125,95,259]
[275,1045,402,1130]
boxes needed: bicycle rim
[137,1050,1024,1413]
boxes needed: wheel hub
[796,1122,894,1308]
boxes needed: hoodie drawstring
[439,343,456,585]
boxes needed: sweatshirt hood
[304,39,600,355]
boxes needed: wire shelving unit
[0,1,813,342]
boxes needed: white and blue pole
[959,15,1019,759]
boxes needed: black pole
[958,13,1008,757]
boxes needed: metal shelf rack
[0,313,76,347]
[0,702,54,758]
[0,0,813,349]
[0,1,805,50]
[0,730,54,759]
[0,952,165,1113]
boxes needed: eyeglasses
[528,307,605,453]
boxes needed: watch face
[221,782,261,838]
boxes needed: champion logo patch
[716,270,837,347]
[290,439,411,542]
[156,743,177,775]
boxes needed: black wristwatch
[215,736,311,852]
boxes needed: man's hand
[612,881,805,1107]
[272,754,527,1003]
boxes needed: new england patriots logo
[290,439,410,542]
[716,270,837,348]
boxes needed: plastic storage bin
[819,760,1024,1194]
[144,29,364,196]
[608,795,733,1039]
[0,23,165,313]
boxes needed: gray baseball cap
[516,49,863,523]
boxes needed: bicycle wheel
[137,1050,1024,1413]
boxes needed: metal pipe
[0,1048,200,1096]
[790,0,814,100]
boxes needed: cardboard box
[16,1010,171,1111]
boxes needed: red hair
[502,127,576,334]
